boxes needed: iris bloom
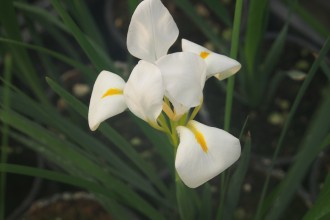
[88,0,241,188]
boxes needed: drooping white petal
[127,0,179,62]
[124,60,164,125]
[156,52,206,111]
[88,71,127,131]
[182,39,241,80]
[175,120,241,188]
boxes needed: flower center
[200,51,210,59]
[102,88,123,98]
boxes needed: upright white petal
[175,120,241,188]
[156,52,206,111]
[124,60,164,125]
[88,71,127,131]
[127,0,179,62]
[182,39,241,80]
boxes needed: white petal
[175,120,241,188]
[88,71,127,131]
[182,38,211,54]
[127,0,179,62]
[124,60,164,124]
[156,52,206,110]
[182,39,241,80]
[206,54,242,80]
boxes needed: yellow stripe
[188,124,208,153]
[200,51,210,59]
[102,88,123,98]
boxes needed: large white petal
[124,60,164,124]
[88,71,127,131]
[127,0,179,62]
[182,39,241,80]
[175,120,241,188]
[156,52,206,110]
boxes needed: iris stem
[219,0,243,219]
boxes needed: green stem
[224,0,243,131]
[219,0,243,219]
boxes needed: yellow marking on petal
[200,51,210,59]
[102,88,123,98]
[188,124,208,153]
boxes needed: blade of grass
[0,0,48,104]
[176,177,199,220]
[243,0,269,106]
[0,109,166,219]
[216,116,250,220]
[0,163,135,220]
[221,134,251,220]
[303,170,330,220]
[0,86,165,202]
[224,0,243,131]
[0,54,13,220]
[244,0,268,75]
[220,0,244,217]
[0,38,94,82]
[131,115,174,172]
[128,0,140,14]
[203,0,231,26]
[261,24,289,85]
[173,0,225,51]
[69,0,107,49]
[264,84,330,220]
[321,61,330,80]
[25,18,59,80]
[13,1,68,32]
[50,0,117,72]
[290,2,330,37]
[254,37,330,220]
[198,183,212,220]
[14,2,82,60]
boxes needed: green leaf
[0,109,166,220]
[176,178,199,220]
[0,0,48,104]
[0,54,13,220]
[50,0,117,72]
[303,166,330,220]
[0,163,136,220]
[127,0,140,14]
[290,2,330,37]
[14,2,68,32]
[198,183,212,220]
[0,38,94,82]
[254,37,330,220]
[1,85,164,201]
[222,135,251,220]
[13,2,82,60]
[69,0,107,49]
[173,0,225,51]
[132,115,174,171]
[261,24,289,84]
[264,85,330,220]
[224,0,243,131]
[203,0,231,26]
[244,0,268,75]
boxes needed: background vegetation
[0,0,329,219]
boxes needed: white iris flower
[88,0,241,188]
